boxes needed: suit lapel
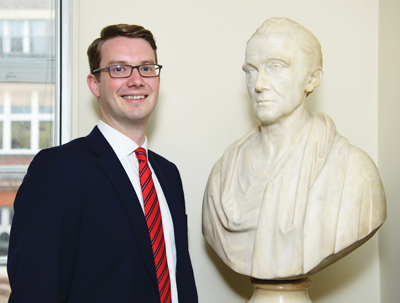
[86,127,158,285]
[148,151,186,251]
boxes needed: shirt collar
[97,120,148,160]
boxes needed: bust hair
[250,17,323,72]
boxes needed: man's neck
[100,119,147,146]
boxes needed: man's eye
[111,65,127,73]
[141,65,154,73]
[116,66,125,72]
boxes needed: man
[203,17,386,280]
[8,24,198,303]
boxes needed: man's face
[88,36,159,132]
[243,32,314,125]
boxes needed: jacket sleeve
[7,148,82,303]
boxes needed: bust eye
[269,63,284,72]
[244,65,257,74]
[245,66,257,76]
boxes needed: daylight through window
[0,2,58,297]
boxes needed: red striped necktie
[134,148,172,303]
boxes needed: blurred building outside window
[0,1,61,300]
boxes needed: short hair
[249,17,323,72]
[87,24,157,81]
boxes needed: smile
[122,95,146,100]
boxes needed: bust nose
[254,71,270,92]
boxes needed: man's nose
[254,71,270,92]
[126,67,144,87]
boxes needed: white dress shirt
[98,121,178,303]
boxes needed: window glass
[0,122,3,149]
[8,20,25,55]
[0,6,57,297]
[39,89,54,114]
[11,91,31,114]
[11,121,31,149]
[0,21,3,56]
[0,82,55,154]
[39,121,53,149]
[0,92,3,114]
[30,20,47,55]
[0,207,14,255]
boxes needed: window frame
[0,0,72,265]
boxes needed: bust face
[243,32,314,125]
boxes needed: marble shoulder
[346,144,386,220]
[347,144,382,181]
[207,157,223,184]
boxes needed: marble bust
[202,17,386,280]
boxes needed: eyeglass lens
[109,64,160,78]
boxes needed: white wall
[378,0,400,302]
[71,0,383,302]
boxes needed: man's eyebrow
[107,59,156,65]
[106,60,127,65]
[140,59,156,64]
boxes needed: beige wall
[70,0,386,302]
[378,0,400,302]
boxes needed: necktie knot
[134,147,147,164]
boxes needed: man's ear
[87,74,100,98]
[305,69,323,93]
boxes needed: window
[0,83,55,153]
[1,19,54,59]
[0,208,13,255]
[0,0,67,298]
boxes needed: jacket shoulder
[148,150,180,174]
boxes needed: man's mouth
[122,95,146,100]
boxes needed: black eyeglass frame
[92,64,163,78]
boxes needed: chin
[255,112,277,124]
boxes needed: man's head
[87,24,158,82]
[87,24,160,137]
[242,17,323,125]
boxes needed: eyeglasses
[92,64,162,78]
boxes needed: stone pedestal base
[248,277,313,303]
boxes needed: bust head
[242,17,323,125]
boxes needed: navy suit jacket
[7,127,198,303]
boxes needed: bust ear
[305,69,323,93]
